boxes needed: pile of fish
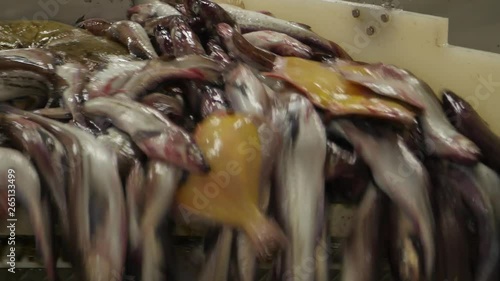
[0,0,499,280]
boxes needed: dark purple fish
[83,94,208,173]
[184,0,239,31]
[329,120,435,280]
[442,90,500,173]
[77,18,112,36]
[341,183,384,281]
[428,161,473,281]
[243,30,312,59]
[107,20,159,59]
[154,25,176,56]
[447,163,499,281]
[127,1,181,25]
[216,23,277,71]
[0,148,56,281]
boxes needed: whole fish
[77,18,112,37]
[97,127,144,182]
[169,16,206,57]
[86,60,147,99]
[333,60,425,109]
[334,62,480,164]
[1,114,70,242]
[56,63,88,125]
[83,94,208,172]
[224,63,278,281]
[107,20,159,59]
[218,3,352,59]
[329,120,435,279]
[135,161,182,281]
[128,1,181,25]
[341,184,384,281]
[217,23,277,71]
[243,30,313,59]
[442,90,500,173]
[273,92,327,281]
[0,148,56,281]
[0,105,127,281]
[447,163,499,281]
[117,55,223,100]
[0,70,52,109]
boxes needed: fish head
[224,63,271,115]
[216,22,234,42]
[441,89,476,127]
[135,130,209,173]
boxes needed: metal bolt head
[352,9,360,18]
[381,14,389,22]
[366,26,375,35]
